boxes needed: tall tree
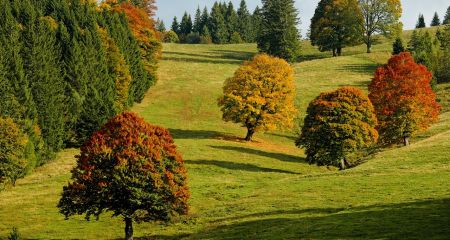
[444,6,450,25]
[436,24,450,83]
[180,12,193,36]
[431,12,441,26]
[225,2,238,40]
[258,0,302,62]
[193,6,202,33]
[171,16,180,35]
[250,6,263,42]
[237,0,251,42]
[210,2,228,44]
[359,0,402,53]
[200,7,210,35]
[416,14,426,28]
[310,0,364,56]
[156,18,166,32]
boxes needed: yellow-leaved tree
[218,54,297,141]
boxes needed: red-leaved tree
[58,112,189,240]
[368,52,441,146]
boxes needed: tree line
[0,0,161,187]
[415,6,450,29]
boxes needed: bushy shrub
[185,32,201,44]
[163,30,179,43]
[229,32,243,44]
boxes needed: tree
[250,6,263,42]
[193,6,202,33]
[407,30,438,78]
[218,54,297,141]
[392,36,405,54]
[225,2,238,41]
[310,0,364,56]
[444,6,450,25]
[296,87,378,170]
[180,12,193,36]
[237,0,251,42]
[258,0,302,62]
[210,2,228,44]
[0,117,29,186]
[436,24,450,83]
[416,14,426,28]
[359,0,402,53]
[155,18,166,32]
[58,112,190,240]
[200,7,210,35]
[431,12,441,26]
[171,16,180,35]
[230,32,243,44]
[368,52,440,146]
[163,30,179,43]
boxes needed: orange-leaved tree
[296,87,378,170]
[58,112,189,240]
[368,52,441,146]
[218,54,297,141]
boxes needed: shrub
[296,87,378,170]
[218,54,297,141]
[163,30,179,43]
[369,52,441,146]
[58,112,189,240]
[229,32,243,44]
[185,32,201,44]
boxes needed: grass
[1,29,449,239]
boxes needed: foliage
[310,0,364,56]
[210,2,228,44]
[8,227,20,240]
[58,112,190,240]
[180,12,193,36]
[359,0,402,53]
[229,32,244,44]
[407,30,439,85]
[416,14,426,28]
[297,87,378,169]
[258,0,302,62]
[163,30,180,43]
[368,52,441,145]
[0,117,29,186]
[171,16,180,35]
[435,25,450,83]
[430,12,441,26]
[237,0,252,42]
[444,6,450,25]
[392,36,405,54]
[218,54,297,141]
[155,18,166,32]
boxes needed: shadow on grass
[188,198,450,239]
[210,145,305,164]
[186,159,300,175]
[163,50,253,64]
[208,50,256,61]
[338,63,379,74]
[298,53,330,62]
[162,56,241,65]
[266,132,298,141]
[168,129,225,140]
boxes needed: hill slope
[0,33,449,239]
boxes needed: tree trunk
[245,128,255,141]
[340,158,346,170]
[125,217,133,240]
[403,137,410,146]
[337,47,342,56]
[366,35,372,53]
[332,48,337,57]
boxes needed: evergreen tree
[444,6,450,25]
[193,6,202,33]
[156,18,166,32]
[210,2,228,44]
[237,0,251,42]
[392,37,405,54]
[250,6,263,42]
[180,12,193,36]
[200,7,210,35]
[416,14,426,28]
[225,2,238,41]
[171,16,180,35]
[431,12,441,26]
[258,0,302,62]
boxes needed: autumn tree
[310,0,364,56]
[296,87,378,170]
[258,0,301,62]
[218,54,297,141]
[416,14,426,28]
[430,12,441,26]
[368,52,441,146]
[58,112,190,240]
[359,0,402,53]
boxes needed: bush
[163,30,179,43]
[8,227,20,240]
[185,32,201,44]
[296,87,378,170]
[58,112,190,240]
[229,32,243,44]
[200,35,213,44]
[218,54,297,141]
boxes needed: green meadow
[0,30,449,239]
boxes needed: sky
[155,0,449,37]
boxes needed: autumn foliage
[58,112,189,240]
[369,52,441,145]
[297,87,378,169]
[218,54,297,141]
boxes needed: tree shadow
[265,132,298,141]
[162,56,241,65]
[186,159,300,175]
[210,145,305,164]
[208,50,256,61]
[167,129,246,142]
[338,63,379,74]
[189,198,450,239]
[297,53,330,62]
[338,80,372,88]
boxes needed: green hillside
[1,31,449,239]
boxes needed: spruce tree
[416,14,426,28]
[237,0,251,42]
[444,6,450,25]
[392,37,405,54]
[258,0,302,62]
[210,2,228,44]
[225,2,238,41]
[200,7,210,35]
[156,18,166,32]
[171,16,180,35]
[180,12,193,36]
[431,12,441,26]
[193,6,202,33]
[251,6,263,43]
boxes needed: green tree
[171,16,180,35]
[436,24,450,83]
[416,14,426,28]
[225,2,238,41]
[258,0,302,62]
[296,87,378,170]
[193,6,202,33]
[310,0,364,56]
[444,6,450,25]
[58,112,190,240]
[156,18,166,32]
[210,2,228,44]
[180,12,193,36]
[392,36,405,54]
[229,32,243,44]
[163,30,180,43]
[250,6,263,42]
[431,12,441,26]
[359,0,402,53]
[200,7,210,35]
[237,0,251,42]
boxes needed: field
[0,30,449,239]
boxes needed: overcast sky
[155,0,449,37]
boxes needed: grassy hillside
[0,31,449,239]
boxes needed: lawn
[0,31,449,239]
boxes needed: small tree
[218,54,297,141]
[416,14,426,28]
[296,87,378,170]
[369,52,441,146]
[392,36,405,54]
[163,30,179,43]
[58,112,190,240]
[229,32,243,44]
[443,6,450,25]
[431,12,441,26]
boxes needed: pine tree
[430,12,441,26]
[250,6,263,42]
[392,37,405,55]
[416,14,426,28]
[225,2,238,41]
[210,2,228,44]
[193,6,202,33]
[180,12,193,36]
[444,6,450,25]
[171,16,180,35]
[237,0,251,42]
[200,7,210,35]
[258,0,302,62]
[156,18,166,32]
